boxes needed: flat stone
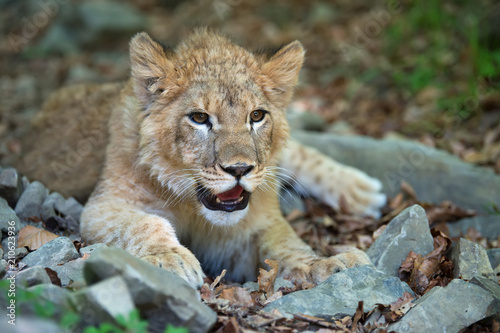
[21,237,79,269]
[0,259,7,278]
[70,276,135,326]
[84,247,216,333]
[80,243,108,256]
[0,197,21,234]
[264,265,413,319]
[51,258,86,287]
[470,275,500,300]
[27,283,69,307]
[14,247,28,261]
[292,131,500,213]
[450,238,495,280]
[448,216,500,241]
[487,248,500,269]
[40,192,65,222]
[16,266,52,287]
[59,197,83,223]
[387,279,500,332]
[1,318,62,333]
[287,110,327,132]
[15,181,48,221]
[0,167,23,207]
[366,205,434,276]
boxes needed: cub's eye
[189,112,209,124]
[250,110,266,122]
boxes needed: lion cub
[23,30,386,288]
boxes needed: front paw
[325,166,387,218]
[141,246,205,288]
[279,248,371,285]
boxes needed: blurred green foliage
[382,0,499,120]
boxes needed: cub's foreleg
[279,139,387,218]
[81,187,204,288]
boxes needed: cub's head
[130,30,304,226]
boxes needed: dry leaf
[219,317,241,333]
[352,301,364,329]
[423,201,476,224]
[390,292,414,316]
[44,268,62,286]
[220,287,254,307]
[258,259,279,294]
[18,225,58,250]
[401,181,418,201]
[398,229,454,295]
[211,269,227,290]
[263,291,283,305]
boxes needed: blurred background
[0,0,499,172]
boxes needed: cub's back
[17,82,124,202]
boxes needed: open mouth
[198,185,251,212]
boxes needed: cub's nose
[221,164,254,178]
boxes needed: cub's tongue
[216,185,244,201]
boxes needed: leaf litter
[201,181,498,332]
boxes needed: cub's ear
[258,41,305,107]
[129,32,176,106]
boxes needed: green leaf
[165,324,189,333]
[60,312,81,329]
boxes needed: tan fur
[17,30,386,287]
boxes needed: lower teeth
[237,196,243,202]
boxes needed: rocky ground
[0,138,499,333]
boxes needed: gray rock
[0,259,7,278]
[21,176,30,191]
[450,238,495,280]
[15,181,48,220]
[287,111,326,132]
[3,317,63,333]
[40,192,65,222]
[60,197,83,223]
[78,1,147,42]
[264,265,413,319]
[0,168,23,207]
[84,247,216,333]
[14,247,28,261]
[70,276,134,326]
[51,258,86,287]
[292,131,500,213]
[15,266,52,287]
[1,238,9,256]
[487,248,500,269]
[448,215,500,241]
[387,279,500,333]
[37,0,147,55]
[21,237,79,269]
[0,248,3,260]
[27,283,69,307]
[470,275,500,300]
[80,243,108,256]
[41,192,82,232]
[0,197,21,234]
[366,205,434,276]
